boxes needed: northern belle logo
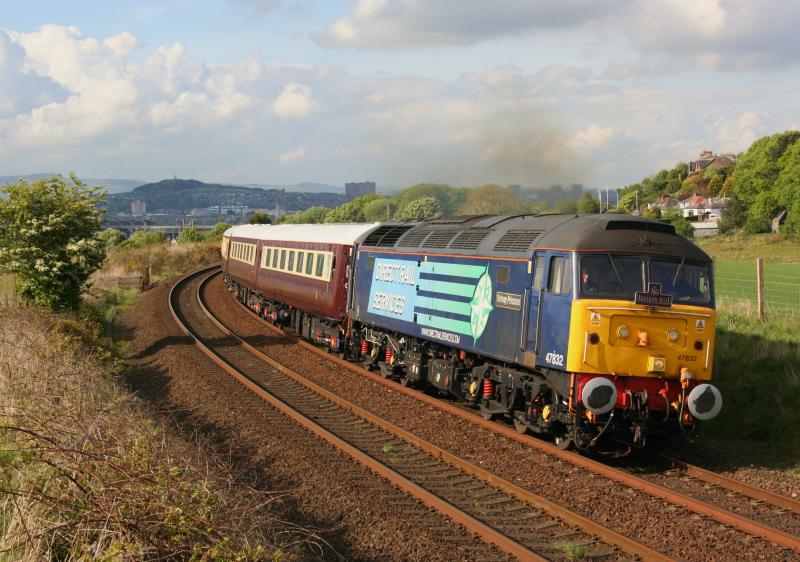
[367,258,494,344]
[634,283,673,308]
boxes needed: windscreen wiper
[671,257,685,287]
[606,252,624,288]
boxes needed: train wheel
[513,418,529,434]
[554,433,572,450]
[399,375,413,388]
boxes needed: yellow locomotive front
[565,253,722,447]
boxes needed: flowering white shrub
[0,174,106,310]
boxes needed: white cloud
[315,0,618,50]
[567,124,617,149]
[278,146,305,163]
[272,82,320,118]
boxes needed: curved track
[170,267,672,562]
[220,268,800,557]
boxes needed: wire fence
[715,259,800,313]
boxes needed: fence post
[756,257,765,321]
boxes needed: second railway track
[171,267,671,561]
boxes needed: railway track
[215,268,800,557]
[171,267,670,561]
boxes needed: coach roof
[225,223,381,245]
[356,214,710,261]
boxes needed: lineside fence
[715,258,800,318]
[1,272,18,306]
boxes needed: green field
[715,259,800,312]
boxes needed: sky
[2,0,800,190]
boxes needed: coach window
[280,249,286,270]
[315,254,325,278]
[496,265,509,285]
[306,253,315,275]
[297,252,305,273]
[288,251,295,271]
[547,256,571,295]
[262,248,271,268]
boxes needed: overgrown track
[171,267,669,561]
[222,269,800,557]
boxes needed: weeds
[552,540,588,560]
[99,241,220,284]
[0,306,318,560]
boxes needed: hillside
[1,174,144,194]
[105,178,349,213]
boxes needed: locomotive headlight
[617,325,630,339]
[667,329,679,342]
[687,384,723,420]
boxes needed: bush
[0,174,106,310]
[121,230,166,248]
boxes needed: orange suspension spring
[482,378,494,399]
[360,340,368,355]
[385,346,393,363]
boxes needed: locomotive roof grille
[396,229,431,248]
[448,230,490,250]
[422,230,459,248]
[361,224,415,247]
[493,230,544,252]
[604,220,676,235]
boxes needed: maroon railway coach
[221,223,381,323]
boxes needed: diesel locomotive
[222,214,722,449]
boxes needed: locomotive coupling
[580,377,618,415]
[686,384,722,420]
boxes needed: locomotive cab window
[580,255,644,299]
[532,258,545,291]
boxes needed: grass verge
[700,299,800,465]
[0,305,319,560]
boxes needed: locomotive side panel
[351,249,532,365]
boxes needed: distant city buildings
[345,181,376,198]
[131,200,146,215]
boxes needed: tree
[458,185,534,215]
[396,196,441,220]
[178,226,205,243]
[0,174,106,310]
[554,199,578,214]
[97,228,126,248]
[204,222,231,242]
[731,130,800,232]
[659,209,694,238]
[249,211,271,224]
[392,184,468,216]
[717,193,747,234]
[577,192,600,214]
[324,194,380,223]
[362,197,396,222]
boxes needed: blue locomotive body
[350,248,573,373]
